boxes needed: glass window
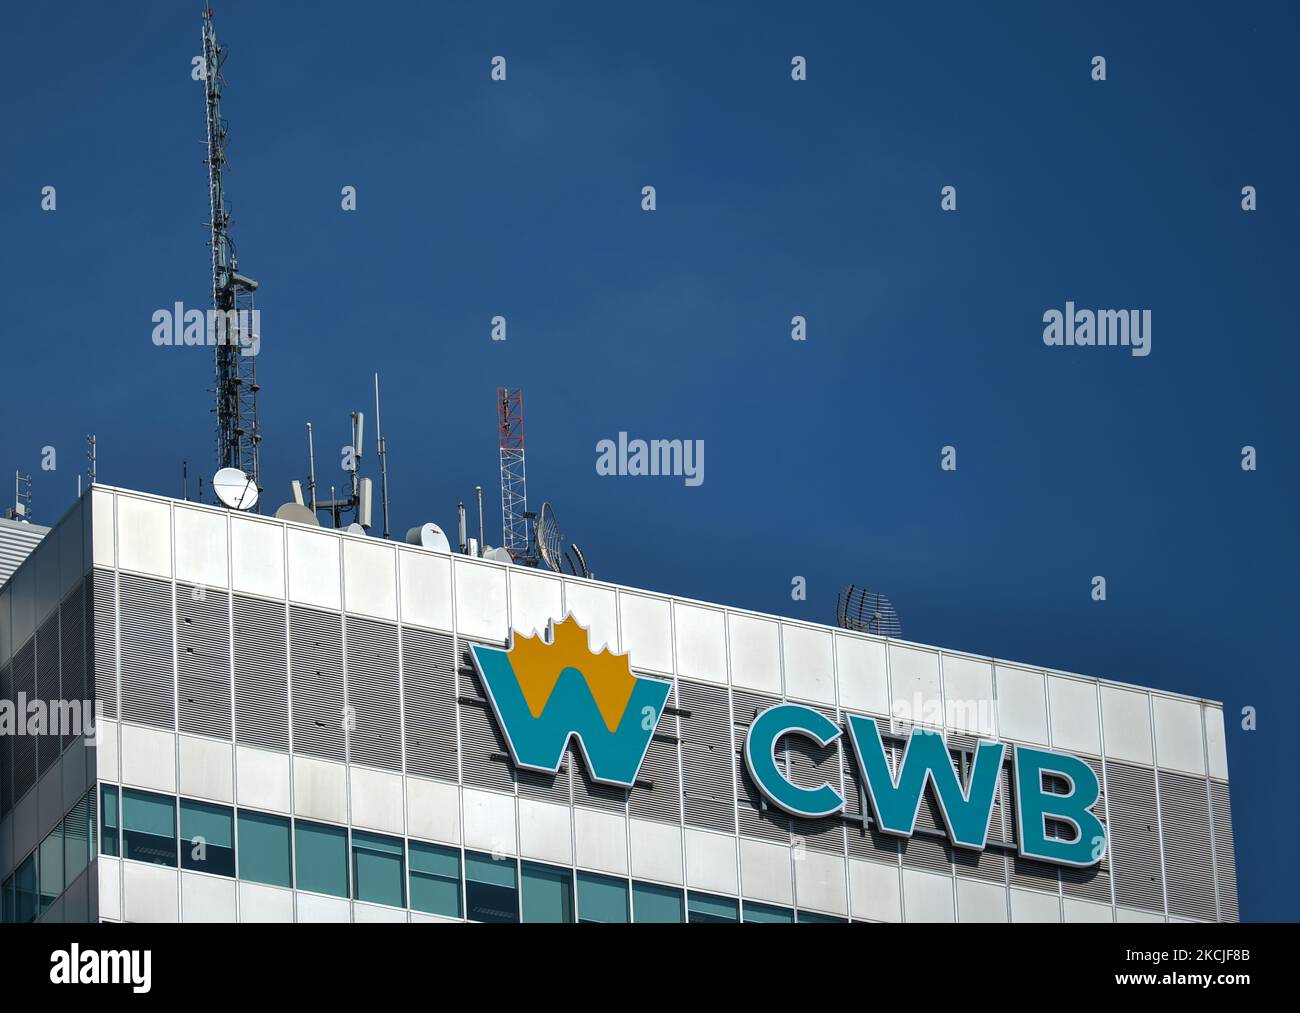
[688,891,739,923]
[296,821,348,898]
[62,793,92,885]
[577,872,629,923]
[352,830,405,908]
[39,823,64,913]
[521,862,573,923]
[237,810,292,888]
[1,875,13,924]
[15,853,37,924]
[465,851,518,923]
[632,881,684,923]
[744,901,794,923]
[121,789,176,866]
[409,842,461,919]
[797,911,847,923]
[180,799,235,877]
[100,784,119,857]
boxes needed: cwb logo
[470,615,671,788]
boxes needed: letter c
[744,704,845,818]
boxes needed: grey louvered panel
[1061,864,1111,903]
[1104,761,1164,912]
[117,574,174,729]
[290,606,345,762]
[518,758,570,804]
[458,666,515,792]
[573,757,626,811]
[786,705,845,853]
[847,823,901,862]
[738,770,791,842]
[233,595,288,752]
[729,689,781,731]
[88,570,116,719]
[901,833,952,874]
[12,642,36,799]
[1158,770,1216,921]
[989,764,1014,846]
[59,585,86,752]
[345,617,402,771]
[1,662,13,816]
[177,585,231,740]
[628,693,679,822]
[401,627,457,781]
[1009,855,1060,893]
[677,680,734,834]
[1210,781,1238,922]
[953,847,1007,884]
[35,613,60,776]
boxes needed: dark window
[465,851,518,923]
[121,789,177,866]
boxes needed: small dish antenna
[275,502,320,527]
[213,467,259,511]
[836,584,902,638]
[484,546,513,564]
[406,523,451,554]
[345,522,366,536]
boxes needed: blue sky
[2,2,1297,919]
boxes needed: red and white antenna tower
[497,387,536,564]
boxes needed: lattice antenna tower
[497,387,536,564]
[202,8,261,497]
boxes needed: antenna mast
[203,9,262,497]
[497,387,536,564]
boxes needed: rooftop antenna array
[202,8,262,501]
[374,373,391,539]
[835,584,903,639]
[535,502,591,579]
[497,387,537,565]
[5,472,33,522]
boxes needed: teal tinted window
[100,784,119,857]
[62,794,92,885]
[122,789,176,866]
[15,854,37,923]
[409,842,461,918]
[180,800,235,877]
[797,911,847,923]
[352,830,405,908]
[39,823,64,913]
[744,901,794,923]
[1,875,13,924]
[521,862,573,923]
[577,872,628,923]
[632,881,684,923]
[688,892,739,923]
[465,851,518,923]
[296,821,348,898]
[237,810,292,887]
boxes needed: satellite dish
[836,584,902,638]
[275,503,320,527]
[534,502,592,578]
[345,522,366,536]
[213,468,259,511]
[484,546,513,565]
[406,523,451,554]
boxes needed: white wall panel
[574,807,627,875]
[1048,675,1102,755]
[562,581,617,654]
[1204,706,1228,780]
[178,734,233,804]
[235,745,291,814]
[518,798,572,866]
[941,654,996,737]
[343,538,397,621]
[794,848,847,915]
[406,777,460,845]
[629,818,683,885]
[1063,897,1114,922]
[98,857,122,921]
[849,858,901,922]
[174,506,229,590]
[398,549,452,631]
[956,877,1008,922]
[116,496,171,579]
[461,787,516,855]
[995,665,1049,745]
[783,624,835,705]
[508,569,563,640]
[1153,695,1206,775]
[238,882,293,922]
[120,723,177,794]
[739,837,792,905]
[349,766,405,835]
[287,527,341,612]
[181,871,237,922]
[618,592,673,674]
[890,645,942,728]
[684,827,737,895]
[673,603,727,685]
[296,892,351,923]
[123,862,179,923]
[1100,685,1153,765]
[902,867,955,922]
[454,558,508,643]
[230,516,284,600]
[90,488,115,570]
[1009,887,1061,922]
[728,613,781,694]
[292,754,347,825]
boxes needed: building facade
[0,486,1238,922]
